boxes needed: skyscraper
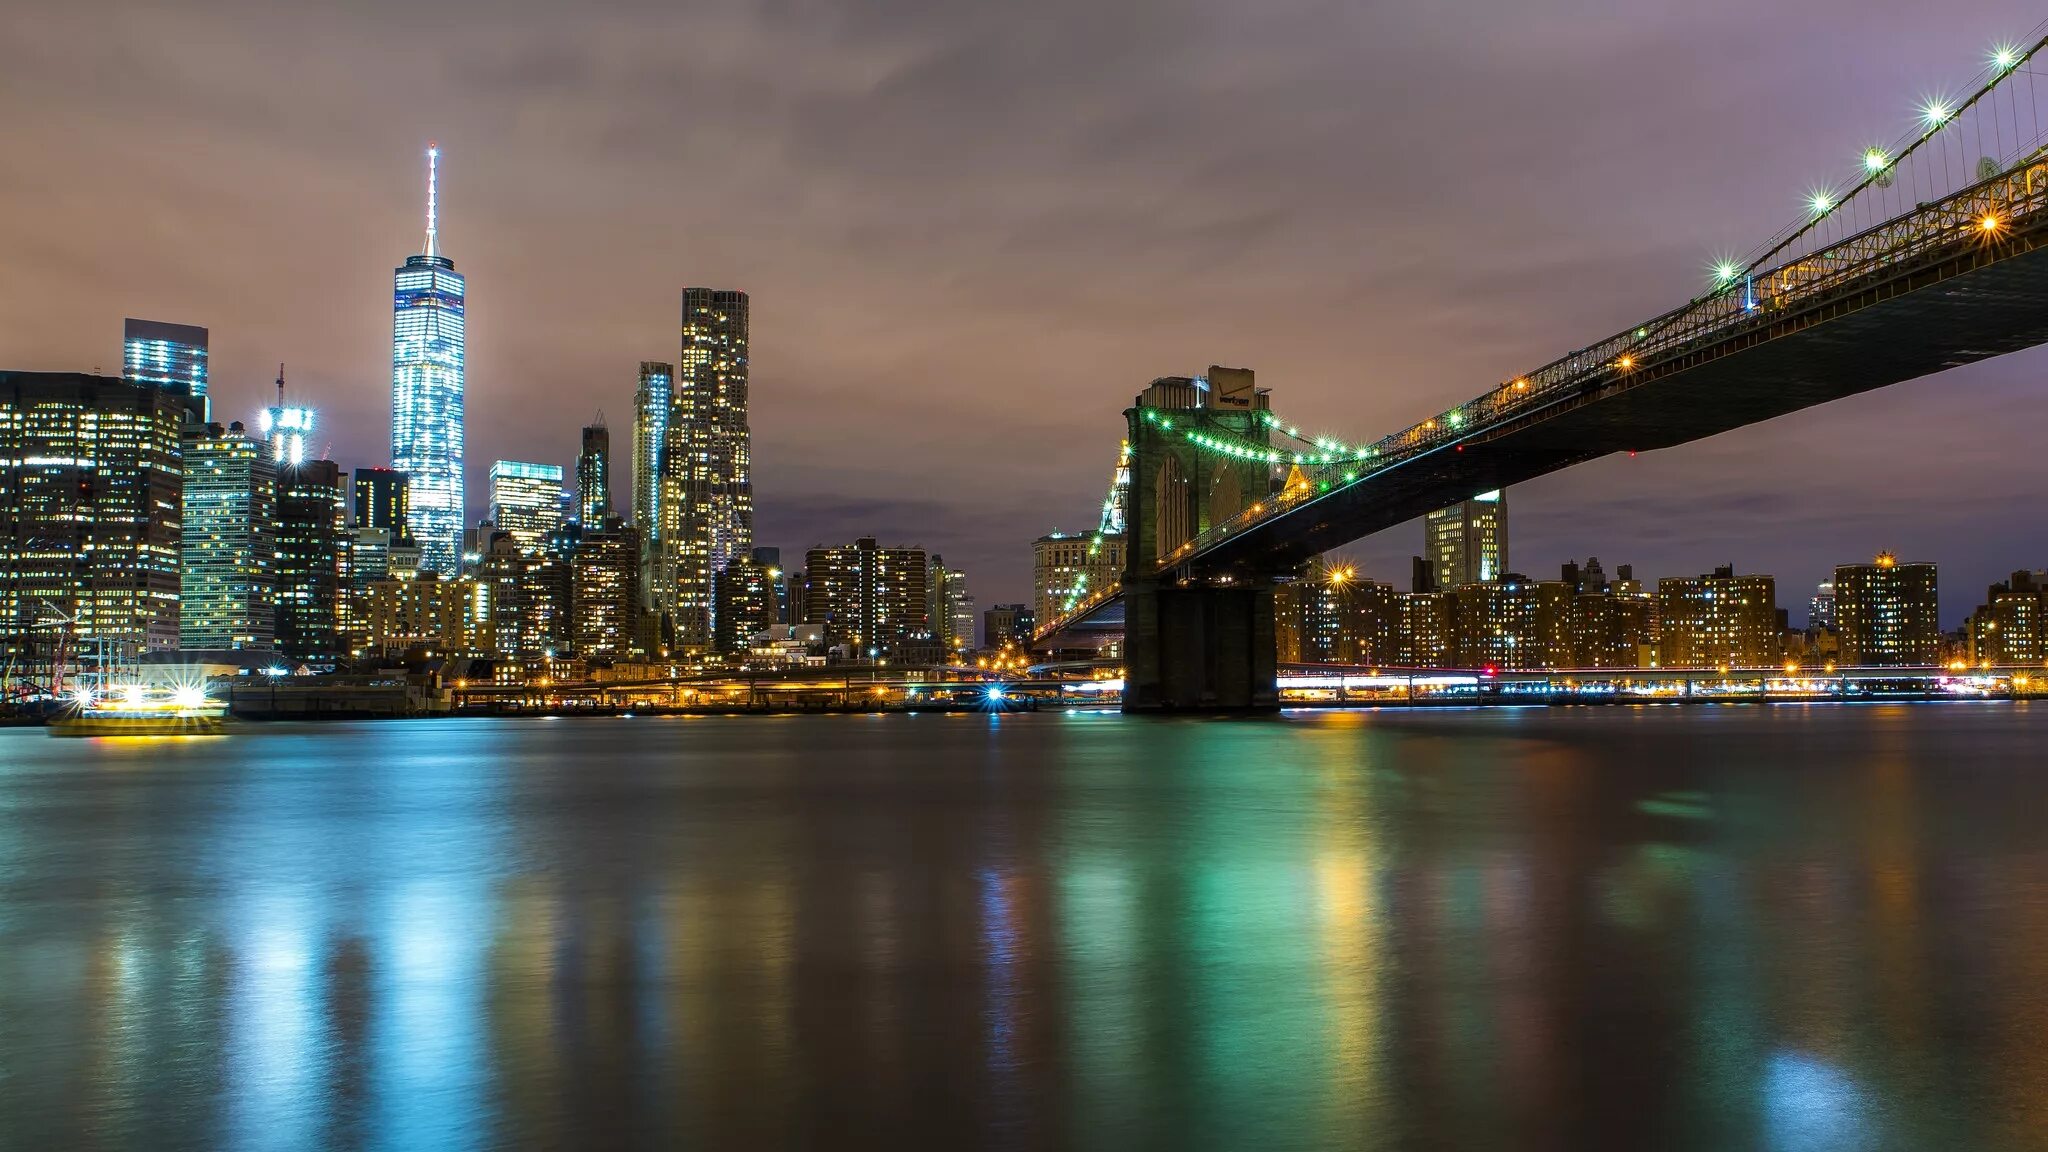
[659,289,751,648]
[488,460,564,552]
[1810,581,1837,631]
[353,467,411,539]
[274,459,347,663]
[181,421,277,651]
[929,558,975,653]
[1425,490,1507,589]
[0,373,185,671]
[631,362,672,607]
[259,367,314,467]
[391,143,466,576]
[123,319,208,420]
[578,420,611,528]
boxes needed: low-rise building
[1397,592,1456,667]
[1967,570,2047,665]
[360,571,485,658]
[983,603,1036,647]
[803,536,930,658]
[1655,566,1780,669]
[1034,531,1125,626]
[1276,561,1398,664]
[1455,576,1573,670]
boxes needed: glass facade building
[391,146,465,576]
[261,404,315,467]
[181,421,277,651]
[123,319,208,420]
[352,467,411,539]
[275,459,347,663]
[632,361,672,608]
[0,373,185,677]
[578,422,611,528]
[488,460,564,553]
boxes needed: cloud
[3,0,2046,618]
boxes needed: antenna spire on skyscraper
[424,141,440,258]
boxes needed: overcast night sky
[5,0,2047,622]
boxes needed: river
[2,704,2045,1149]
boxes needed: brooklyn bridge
[1036,34,2048,710]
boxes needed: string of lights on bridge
[1147,30,2048,482]
[1716,32,2048,288]
[1046,28,2048,635]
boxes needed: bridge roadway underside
[1193,236,2048,576]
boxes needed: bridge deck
[1184,218,2048,575]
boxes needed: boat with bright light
[47,684,228,737]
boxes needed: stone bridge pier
[1120,366,1285,713]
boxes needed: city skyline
[7,1,2048,617]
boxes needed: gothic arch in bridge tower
[1153,454,1192,564]
[1204,469,1246,532]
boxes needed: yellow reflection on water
[492,875,562,1136]
[1312,747,1383,1138]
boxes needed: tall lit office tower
[488,460,564,552]
[123,319,209,420]
[929,558,975,653]
[578,420,611,527]
[659,289,751,647]
[353,467,411,540]
[274,459,347,663]
[0,373,185,666]
[260,367,314,466]
[391,143,466,575]
[632,361,672,606]
[181,421,277,651]
[1424,489,1508,590]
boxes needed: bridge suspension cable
[1040,32,2048,644]
[1738,22,2048,283]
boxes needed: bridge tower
[1122,367,1284,712]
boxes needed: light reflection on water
[2,706,2047,1149]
